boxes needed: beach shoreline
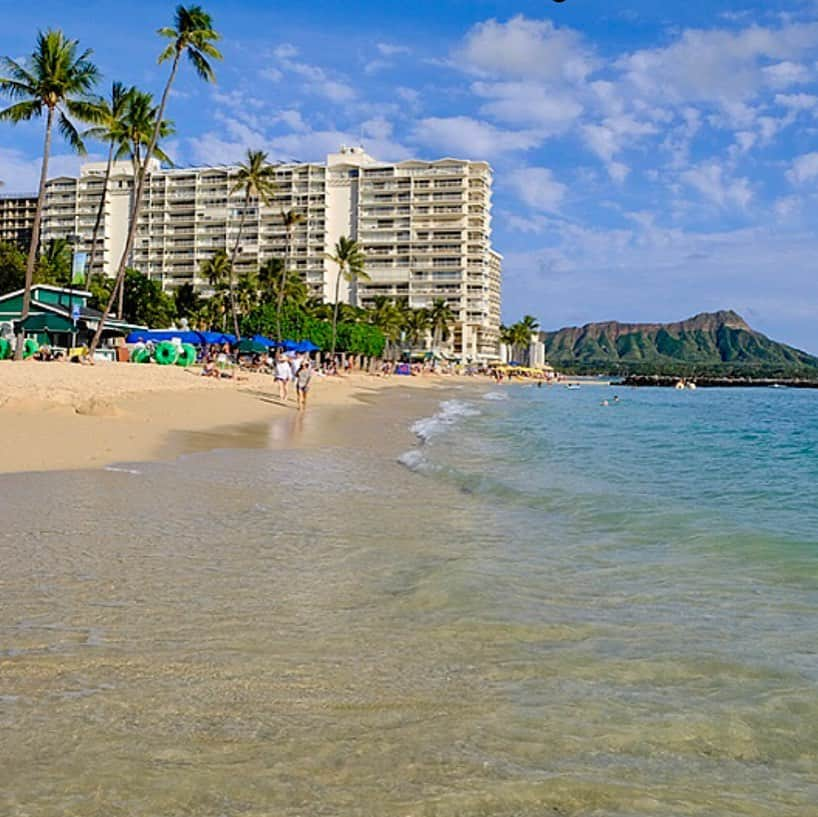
[0,361,489,474]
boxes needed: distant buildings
[3,146,503,359]
[0,192,37,248]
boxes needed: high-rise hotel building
[35,146,501,358]
[0,192,38,248]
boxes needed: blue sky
[3,1,818,351]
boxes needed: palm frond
[0,99,41,122]
[57,110,86,154]
[187,49,215,83]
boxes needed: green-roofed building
[0,285,143,349]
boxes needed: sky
[2,0,818,351]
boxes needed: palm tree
[278,208,303,340]
[0,29,100,358]
[235,270,259,321]
[405,308,430,349]
[229,149,277,338]
[429,298,455,351]
[36,238,73,284]
[83,82,138,285]
[326,236,367,358]
[118,89,175,174]
[519,314,540,365]
[111,89,174,318]
[89,5,222,355]
[200,250,231,331]
[200,249,231,291]
[368,295,404,359]
[259,257,308,309]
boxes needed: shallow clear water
[2,385,817,815]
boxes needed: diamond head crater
[541,310,818,384]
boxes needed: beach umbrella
[280,339,299,352]
[297,339,320,352]
[198,331,236,346]
[237,338,269,354]
[251,334,276,348]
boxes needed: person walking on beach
[275,349,293,401]
[296,359,313,411]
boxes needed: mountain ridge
[540,310,818,377]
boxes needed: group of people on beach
[199,342,313,410]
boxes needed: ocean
[2,384,817,815]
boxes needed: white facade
[39,146,502,358]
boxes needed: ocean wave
[397,449,438,474]
[410,399,481,443]
[483,391,509,401]
[104,466,142,475]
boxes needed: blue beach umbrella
[297,340,320,352]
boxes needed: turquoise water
[2,385,817,815]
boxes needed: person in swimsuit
[296,360,312,411]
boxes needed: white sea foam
[104,466,142,475]
[397,449,432,473]
[483,391,509,401]
[409,399,480,443]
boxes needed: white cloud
[788,152,818,184]
[762,61,810,88]
[413,116,541,157]
[508,167,567,213]
[377,43,411,57]
[456,15,595,83]
[472,80,583,131]
[271,44,356,103]
[617,22,818,105]
[775,92,818,111]
[259,66,283,83]
[681,162,753,208]
[582,115,657,163]
[0,147,104,192]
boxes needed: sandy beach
[0,361,480,474]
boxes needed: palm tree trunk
[86,140,114,289]
[330,266,342,358]
[276,225,292,342]
[227,190,247,339]
[88,50,181,356]
[15,106,55,360]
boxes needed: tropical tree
[174,281,200,319]
[83,81,134,285]
[326,236,368,357]
[110,89,175,318]
[36,237,73,284]
[368,295,404,359]
[405,308,430,349]
[277,208,304,341]
[120,268,176,326]
[228,149,277,337]
[200,249,231,290]
[501,321,533,363]
[519,314,540,364]
[90,4,222,354]
[259,257,308,310]
[0,29,100,357]
[235,270,260,318]
[117,89,175,174]
[0,240,26,293]
[429,298,455,351]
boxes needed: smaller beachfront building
[0,285,141,349]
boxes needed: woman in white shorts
[275,351,293,401]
